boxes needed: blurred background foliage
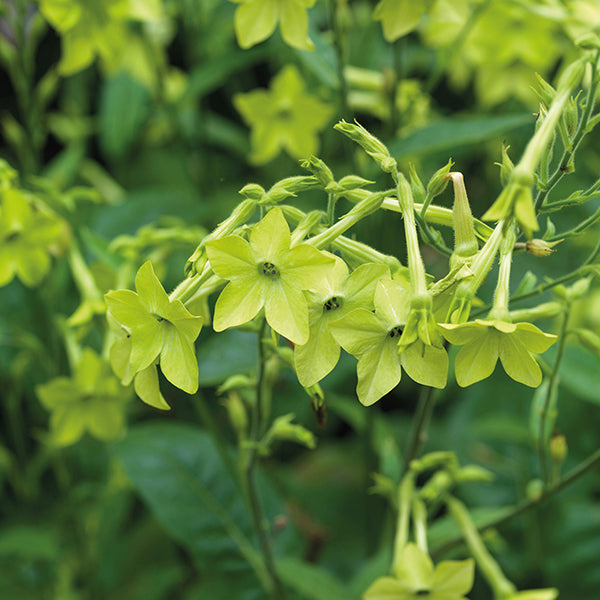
[1,0,600,598]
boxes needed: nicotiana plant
[93,47,600,599]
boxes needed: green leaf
[276,557,360,600]
[389,114,533,159]
[115,423,267,583]
[99,74,152,160]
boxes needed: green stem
[392,472,415,576]
[404,386,436,467]
[393,170,428,296]
[538,304,570,485]
[412,497,429,554]
[489,222,516,320]
[434,446,600,559]
[243,319,284,599]
[330,0,349,118]
[535,51,600,210]
[446,496,516,599]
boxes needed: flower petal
[373,279,410,325]
[213,278,264,331]
[206,235,257,280]
[282,244,335,289]
[295,319,340,387]
[234,0,278,49]
[279,0,314,50]
[514,322,557,353]
[250,207,291,260]
[134,364,170,410]
[394,543,435,590]
[160,324,199,394]
[356,337,401,406]
[363,576,413,600]
[401,341,448,389]
[433,559,474,596]
[343,263,389,310]
[439,321,487,345]
[453,333,499,387]
[499,334,543,387]
[265,279,309,344]
[330,309,388,356]
[135,261,170,314]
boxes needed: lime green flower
[0,189,66,288]
[39,0,163,75]
[234,65,333,164]
[364,543,474,600]
[105,261,203,409]
[206,207,334,345]
[294,255,389,387]
[440,320,556,387]
[231,0,316,50]
[37,348,130,446]
[373,0,426,42]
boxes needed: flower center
[5,230,20,242]
[259,262,280,279]
[323,296,343,312]
[414,590,430,597]
[388,326,403,338]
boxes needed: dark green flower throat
[259,261,280,279]
[324,296,343,312]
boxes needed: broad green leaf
[276,557,360,600]
[115,423,281,587]
[389,114,533,159]
[99,74,151,160]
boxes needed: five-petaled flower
[206,207,334,345]
[364,543,474,600]
[105,261,203,409]
[440,319,556,387]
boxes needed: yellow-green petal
[134,364,170,410]
[453,333,499,387]
[250,207,291,259]
[401,340,448,389]
[234,0,278,49]
[279,0,314,50]
[498,334,543,387]
[206,236,257,279]
[264,278,308,344]
[160,325,199,394]
[356,336,401,406]
[213,278,264,331]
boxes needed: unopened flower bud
[556,56,587,94]
[334,120,396,173]
[525,238,563,257]
[573,328,600,359]
[496,143,515,187]
[509,301,563,322]
[239,183,265,200]
[337,175,374,192]
[221,391,248,437]
[268,413,317,450]
[300,156,335,187]
[576,33,600,51]
[426,159,453,199]
[563,95,579,138]
[534,73,556,108]
[408,162,426,204]
[267,176,319,203]
[549,434,567,465]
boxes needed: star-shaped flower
[440,319,556,387]
[364,543,474,600]
[206,207,334,345]
[36,348,130,446]
[39,0,162,75]
[105,261,203,408]
[230,0,316,50]
[294,255,389,387]
[234,65,333,164]
[0,189,66,288]
[331,279,448,405]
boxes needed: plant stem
[243,319,284,599]
[538,304,570,485]
[446,496,516,599]
[392,472,414,576]
[434,446,600,559]
[404,385,435,466]
[535,51,600,211]
[412,497,429,554]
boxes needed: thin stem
[538,304,570,485]
[404,386,436,467]
[243,319,284,599]
[535,51,600,210]
[330,0,349,118]
[446,497,516,598]
[412,497,429,554]
[392,472,415,576]
[434,446,600,559]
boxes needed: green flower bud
[526,478,544,501]
[300,156,335,187]
[408,162,426,204]
[509,301,563,322]
[239,183,266,200]
[267,413,317,450]
[409,451,457,474]
[426,159,454,199]
[549,434,567,466]
[562,94,579,139]
[336,175,375,192]
[334,119,396,173]
[496,143,515,188]
[575,33,600,51]
[221,391,248,438]
[525,238,563,257]
[448,172,478,269]
[456,465,495,483]
[534,73,556,108]
[217,374,256,394]
[267,176,320,204]
[556,56,587,94]
[573,328,600,359]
